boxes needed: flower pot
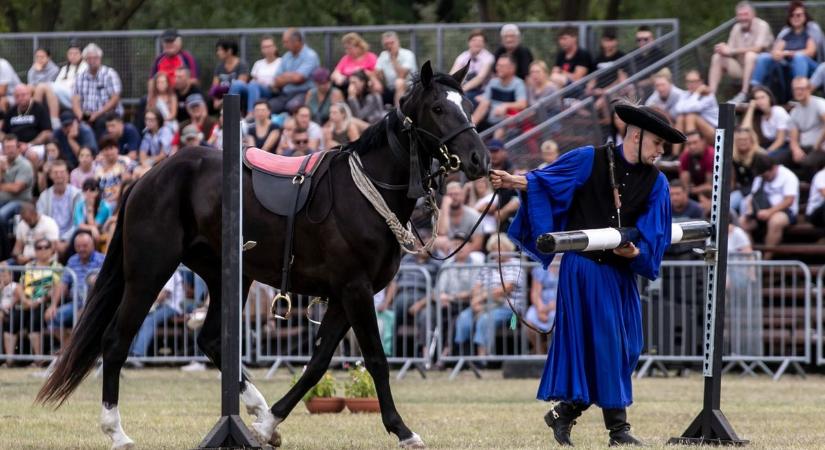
[345,397,380,413]
[305,396,345,414]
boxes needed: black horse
[38,61,489,449]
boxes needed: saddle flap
[245,149,329,217]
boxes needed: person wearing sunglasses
[281,127,310,157]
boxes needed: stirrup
[271,293,292,320]
[305,297,328,325]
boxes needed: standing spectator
[732,127,766,215]
[27,48,60,128]
[323,102,360,148]
[346,70,385,125]
[679,131,715,198]
[631,26,666,73]
[173,94,216,150]
[72,43,123,138]
[244,100,281,152]
[34,43,87,116]
[269,29,320,114]
[330,33,378,89]
[229,35,281,117]
[806,166,825,227]
[209,39,249,111]
[372,31,417,107]
[750,1,820,99]
[53,111,96,169]
[172,67,201,124]
[450,30,496,105]
[741,86,790,158]
[550,27,593,87]
[1,84,53,147]
[129,271,184,362]
[0,135,35,229]
[494,24,533,80]
[69,147,96,190]
[708,1,774,103]
[0,57,22,113]
[94,136,133,209]
[435,181,484,253]
[11,203,59,266]
[788,76,825,181]
[304,67,344,125]
[149,29,199,95]
[73,178,112,242]
[37,160,82,249]
[281,128,311,157]
[674,70,719,145]
[741,154,799,259]
[147,73,178,129]
[471,54,527,130]
[139,109,174,167]
[12,238,62,363]
[526,61,559,107]
[294,105,324,151]
[104,113,141,160]
[644,68,686,122]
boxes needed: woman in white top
[228,35,281,117]
[742,86,790,157]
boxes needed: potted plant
[344,362,380,413]
[297,370,345,414]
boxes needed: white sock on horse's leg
[241,382,281,445]
[100,404,135,450]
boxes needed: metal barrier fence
[0,20,676,105]
[255,265,432,380]
[816,265,825,366]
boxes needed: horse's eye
[432,106,443,114]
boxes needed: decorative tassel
[510,313,517,330]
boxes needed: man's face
[74,235,94,259]
[13,86,31,109]
[670,186,688,210]
[495,58,515,78]
[282,33,299,53]
[601,37,618,54]
[382,36,399,53]
[50,166,68,186]
[635,129,665,164]
[21,209,38,227]
[490,148,507,166]
[557,34,575,51]
[762,165,779,182]
[501,31,519,50]
[188,103,206,119]
[292,132,309,152]
[654,77,671,97]
[636,31,654,48]
[736,6,754,27]
[2,139,19,159]
[162,39,177,56]
[446,185,465,208]
[686,134,705,155]
[793,79,811,102]
[106,120,123,138]
[260,39,276,58]
[175,69,190,89]
[85,53,101,71]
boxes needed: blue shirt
[54,122,98,168]
[109,123,141,156]
[62,251,105,305]
[73,198,112,227]
[482,76,527,124]
[275,45,320,95]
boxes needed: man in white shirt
[11,202,59,265]
[788,77,825,181]
[741,154,799,259]
[674,70,719,144]
[807,167,825,227]
[229,35,281,116]
[0,58,22,113]
[372,31,417,107]
[644,68,686,121]
[129,271,184,362]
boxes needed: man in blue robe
[490,103,687,446]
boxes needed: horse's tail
[37,184,134,407]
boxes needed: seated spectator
[229,35,281,117]
[323,102,360,148]
[466,177,498,236]
[666,179,706,258]
[0,134,35,234]
[304,67,343,125]
[0,57,22,113]
[435,181,484,253]
[806,166,825,227]
[494,24,533,80]
[450,29,495,105]
[1,263,18,366]
[74,178,112,243]
[172,67,201,124]
[294,105,324,151]
[99,180,132,253]
[46,231,104,347]
[732,127,766,215]
[210,39,250,111]
[331,32,377,90]
[53,111,96,169]
[27,48,60,127]
[346,70,385,125]
[70,147,96,190]
[11,203,59,266]
[550,26,593,88]
[129,271,184,362]
[588,28,627,94]
[537,139,559,169]
[205,110,223,149]
[526,264,558,354]
[281,127,310,157]
[644,68,686,122]
[471,54,527,131]
[788,76,825,181]
[632,26,666,74]
[1,84,53,151]
[36,42,87,115]
[244,100,281,152]
[740,154,799,259]
[149,29,199,97]
[674,70,719,145]
[95,136,134,209]
[708,2,774,103]
[276,117,296,154]
[454,233,522,356]
[172,94,216,151]
[37,160,81,251]
[147,73,178,130]
[379,251,440,332]
[679,131,715,198]
[269,28,320,114]
[139,109,174,167]
[72,44,123,138]
[372,31,416,107]
[179,124,205,148]
[526,61,559,107]
[741,86,790,159]
[750,1,820,100]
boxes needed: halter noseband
[394,107,475,178]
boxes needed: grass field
[2,367,825,449]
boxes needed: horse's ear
[420,61,433,88]
[451,61,470,85]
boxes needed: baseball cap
[60,110,77,127]
[185,93,206,108]
[181,124,201,142]
[487,139,504,151]
[161,29,180,42]
[311,67,330,84]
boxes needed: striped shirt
[73,65,123,116]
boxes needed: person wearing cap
[172,93,216,151]
[491,102,685,446]
[149,29,198,94]
[179,124,205,148]
[304,67,344,124]
[53,110,97,168]
[229,35,281,116]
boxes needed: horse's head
[399,61,490,180]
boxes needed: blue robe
[509,145,671,408]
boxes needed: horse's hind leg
[341,283,424,449]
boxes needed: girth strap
[278,153,314,310]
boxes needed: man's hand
[756,209,772,221]
[714,43,731,57]
[490,169,515,190]
[613,242,640,258]
[771,49,784,61]
[440,193,453,210]
[68,121,79,139]
[792,146,806,163]
[44,304,57,322]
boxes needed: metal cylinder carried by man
[490,101,686,446]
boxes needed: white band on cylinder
[582,228,624,251]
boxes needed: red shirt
[679,145,714,185]
[150,50,198,86]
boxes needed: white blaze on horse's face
[446,90,472,122]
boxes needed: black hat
[614,103,686,144]
[161,29,180,42]
[59,110,77,126]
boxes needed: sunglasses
[636,37,652,42]
[294,139,309,145]
[35,245,52,250]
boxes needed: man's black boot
[544,402,588,446]
[603,408,644,446]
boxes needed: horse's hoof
[268,429,282,448]
[111,439,135,450]
[251,419,280,448]
[399,432,426,449]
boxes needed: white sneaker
[181,361,206,372]
[727,92,748,104]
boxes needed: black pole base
[197,415,262,449]
[668,409,748,446]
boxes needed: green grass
[2,368,825,449]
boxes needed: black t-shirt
[593,50,626,88]
[1,101,51,143]
[631,47,665,74]
[555,48,593,77]
[175,85,203,123]
[494,46,534,80]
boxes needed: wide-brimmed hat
[614,103,686,144]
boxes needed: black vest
[566,145,660,266]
